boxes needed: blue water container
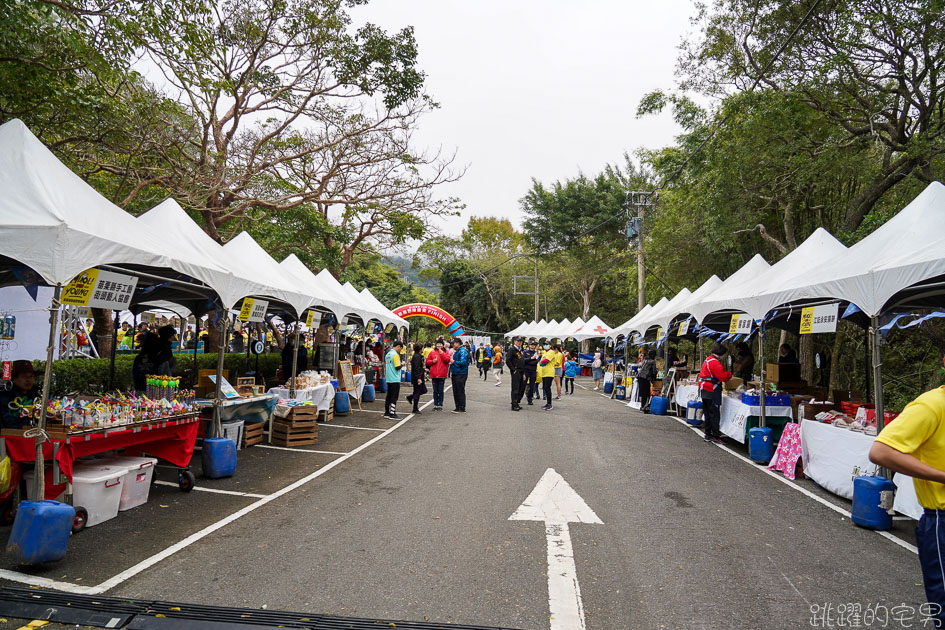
[650,396,669,416]
[6,500,75,564]
[404,371,411,383]
[362,383,375,402]
[334,390,351,415]
[603,381,614,394]
[615,385,626,400]
[202,437,237,478]
[852,475,896,530]
[749,426,773,463]
[686,401,704,425]
[378,377,387,393]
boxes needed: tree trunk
[268,319,283,350]
[206,313,222,353]
[91,308,114,358]
[828,324,846,399]
[798,334,814,383]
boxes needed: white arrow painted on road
[509,468,603,630]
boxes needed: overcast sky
[356,0,699,240]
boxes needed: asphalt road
[0,374,930,629]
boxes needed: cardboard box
[766,363,800,383]
[723,377,744,391]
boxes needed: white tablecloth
[718,395,794,443]
[350,373,366,399]
[800,419,922,518]
[675,384,700,409]
[268,384,336,411]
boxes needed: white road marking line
[0,390,448,595]
[153,480,266,498]
[667,414,919,555]
[510,468,602,630]
[256,444,348,455]
[318,423,386,432]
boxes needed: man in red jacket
[425,339,451,410]
[699,342,732,444]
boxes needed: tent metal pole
[758,326,766,429]
[107,309,119,391]
[32,285,62,502]
[212,317,228,439]
[289,326,301,398]
[864,327,871,401]
[870,315,890,479]
[192,320,199,383]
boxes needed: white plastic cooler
[93,455,158,511]
[70,464,125,527]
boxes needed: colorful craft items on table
[6,389,197,433]
[145,374,182,401]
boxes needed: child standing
[492,344,503,386]
[563,355,577,395]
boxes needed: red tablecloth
[2,420,199,484]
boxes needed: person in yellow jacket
[553,345,564,400]
[539,343,557,411]
[492,344,503,386]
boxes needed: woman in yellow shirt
[539,344,557,410]
[553,345,564,399]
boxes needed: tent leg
[192,322,199,383]
[758,327,766,429]
[107,310,119,391]
[289,326,301,399]
[33,285,62,502]
[870,316,890,479]
[212,318,228,439]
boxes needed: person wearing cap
[384,340,404,419]
[1,360,41,429]
[506,336,525,411]
[449,337,470,413]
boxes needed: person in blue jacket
[563,354,578,395]
[449,337,470,413]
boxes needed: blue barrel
[202,437,237,478]
[748,426,773,463]
[650,396,669,415]
[378,377,387,393]
[5,500,75,564]
[404,371,410,383]
[603,381,614,394]
[852,475,896,530]
[615,385,626,400]
[334,390,351,415]
[362,383,375,402]
[686,401,703,425]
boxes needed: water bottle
[6,314,15,340]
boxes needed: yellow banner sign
[62,269,100,306]
[799,307,815,334]
[238,298,255,322]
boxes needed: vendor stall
[268,384,335,410]
[799,419,922,517]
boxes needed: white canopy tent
[504,321,529,338]
[277,255,357,325]
[562,317,585,339]
[572,315,614,341]
[612,304,654,339]
[688,254,771,325]
[535,319,559,339]
[643,289,693,339]
[221,233,314,318]
[0,119,219,288]
[140,200,293,312]
[695,228,848,324]
[665,275,724,334]
[752,182,945,318]
[312,269,384,327]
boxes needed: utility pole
[534,253,539,321]
[627,191,656,311]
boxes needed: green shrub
[32,352,283,396]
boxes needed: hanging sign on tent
[728,314,753,335]
[62,268,138,309]
[238,298,268,323]
[678,319,690,337]
[305,310,322,328]
[800,303,839,334]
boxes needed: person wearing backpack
[492,344,503,386]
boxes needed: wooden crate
[242,422,264,447]
[271,420,317,447]
[317,408,333,423]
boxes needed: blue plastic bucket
[362,383,376,402]
[334,390,351,415]
[202,437,237,478]
[748,426,773,463]
[852,475,896,530]
[650,396,669,416]
[5,500,75,564]
[603,381,614,394]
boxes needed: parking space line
[0,387,450,595]
[153,480,266,499]
[256,445,349,455]
[319,424,386,432]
